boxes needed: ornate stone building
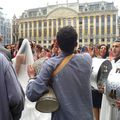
[0,7,11,45]
[118,16,120,38]
[12,1,118,47]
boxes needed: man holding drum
[26,26,93,120]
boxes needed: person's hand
[88,47,95,58]
[98,84,104,93]
[27,65,36,79]
[116,100,120,108]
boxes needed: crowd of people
[0,26,120,120]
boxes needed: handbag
[35,54,74,113]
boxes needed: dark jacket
[0,53,25,120]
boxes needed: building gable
[47,7,78,19]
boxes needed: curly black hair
[56,26,77,53]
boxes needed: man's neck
[115,55,120,63]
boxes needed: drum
[90,57,112,90]
[105,67,120,106]
[35,87,59,113]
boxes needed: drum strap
[52,54,74,77]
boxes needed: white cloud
[0,0,119,19]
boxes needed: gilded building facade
[12,1,118,47]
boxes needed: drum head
[90,57,112,89]
[35,87,59,113]
[97,60,112,87]
[106,67,120,106]
[35,97,59,113]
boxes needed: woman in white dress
[12,39,51,120]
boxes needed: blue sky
[0,0,119,19]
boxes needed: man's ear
[75,41,77,47]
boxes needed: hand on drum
[27,65,36,79]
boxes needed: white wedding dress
[12,39,51,120]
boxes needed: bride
[12,39,51,120]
